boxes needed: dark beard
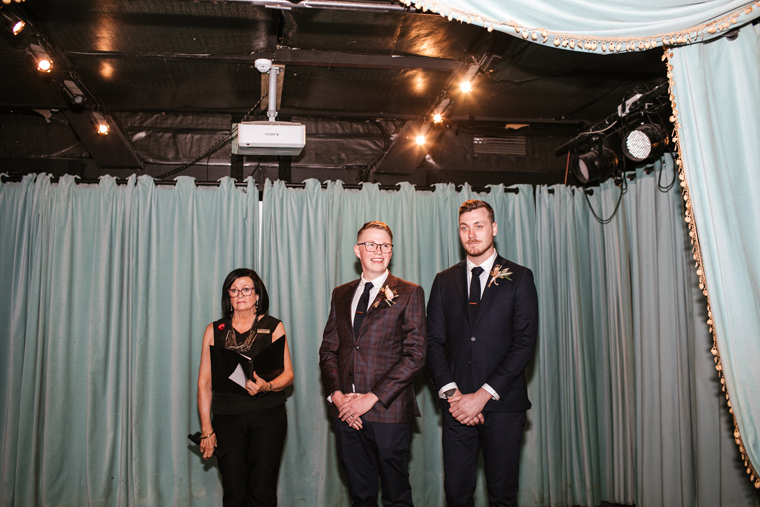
[464,240,493,258]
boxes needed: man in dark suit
[427,200,539,507]
[319,221,427,507]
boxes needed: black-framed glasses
[357,242,393,253]
[228,287,254,297]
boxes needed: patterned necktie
[469,266,484,320]
[354,281,374,337]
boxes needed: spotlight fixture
[29,43,53,72]
[572,146,618,184]
[431,97,451,124]
[62,79,86,106]
[90,110,110,136]
[415,134,426,146]
[459,64,480,93]
[622,123,668,162]
[1,10,25,36]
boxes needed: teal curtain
[623,159,760,506]
[0,174,259,506]
[401,0,760,54]
[532,180,635,506]
[668,23,760,489]
[3,167,759,505]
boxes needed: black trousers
[214,404,287,507]
[333,417,414,507]
[441,410,526,507]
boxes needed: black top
[210,314,287,415]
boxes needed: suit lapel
[453,261,470,323]
[341,279,362,340]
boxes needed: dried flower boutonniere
[488,265,513,287]
[373,285,398,308]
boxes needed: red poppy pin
[218,323,225,330]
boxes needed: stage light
[572,147,618,184]
[622,123,668,162]
[91,110,110,136]
[29,43,53,72]
[459,65,479,93]
[431,97,450,124]
[416,134,426,146]
[62,79,86,106]
[1,10,25,36]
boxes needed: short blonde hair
[357,221,393,242]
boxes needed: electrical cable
[155,94,269,179]
[584,177,627,225]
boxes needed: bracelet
[266,382,273,393]
[200,430,215,440]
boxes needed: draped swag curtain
[3,161,758,506]
[668,23,760,489]
[400,0,760,55]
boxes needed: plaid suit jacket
[319,272,426,423]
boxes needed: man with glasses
[319,221,426,506]
[427,200,538,507]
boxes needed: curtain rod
[0,175,520,194]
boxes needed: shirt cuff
[482,383,500,401]
[438,382,458,399]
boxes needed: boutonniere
[218,323,225,330]
[487,265,513,287]
[373,285,398,308]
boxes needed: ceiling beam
[63,48,463,72]
[205,0,407,12]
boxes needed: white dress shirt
[438,251,500,401]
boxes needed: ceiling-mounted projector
[231,59,306,156]
[232,121,305,156]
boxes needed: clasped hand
[448,388,488,426]
[335,391,378,431]
[244,372,268,396]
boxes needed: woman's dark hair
[221,268,270,317]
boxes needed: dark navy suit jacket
[426,255,538,412]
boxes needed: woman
[197,268,294,507]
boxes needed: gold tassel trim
[400,1,757,54]
[665,48,760,490]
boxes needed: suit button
[349,372,353,377]
[468,361,471,365]
[471,336,476,341]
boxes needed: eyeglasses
[357,242,393,253]
[228,287,254,297]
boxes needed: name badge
[256,328,271,334]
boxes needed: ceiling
[0,0,669,187]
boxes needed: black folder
[209,338,285,394]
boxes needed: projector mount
[255,58,281,123]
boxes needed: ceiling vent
[473,136,527,156]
